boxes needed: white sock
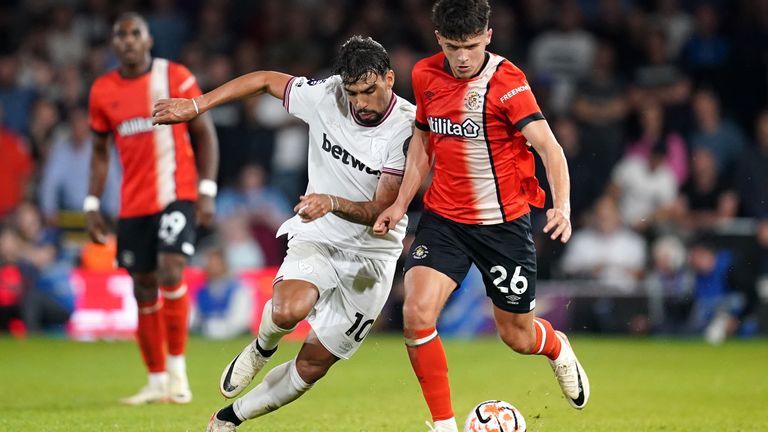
[233,360,312,420]
[435,418,458,431]
[148,372,168,388]
[167,354,186,376]
[256,299,297,351]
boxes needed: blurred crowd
[0,0,767,340]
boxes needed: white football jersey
[276,75,414,260]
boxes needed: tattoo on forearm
[332,174,403,227]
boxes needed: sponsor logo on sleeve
[499,84,531,103]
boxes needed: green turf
[1,334,766,431]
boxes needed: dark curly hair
[432,0,491,41]
[333,36,391,85]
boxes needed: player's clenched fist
[373,202,406,236]
[152,97,199,124]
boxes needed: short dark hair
[432,0,491,41]
[333,36,391,85]
[114,11,149,33]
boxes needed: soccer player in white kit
[152,36,414,431]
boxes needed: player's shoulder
[90,69,120,96]
[413,52,445,75]
[166,59,193,76]
[489,53,527,80]
[388,95,416,130]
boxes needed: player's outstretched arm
[293,172,403,227]
[85,133,110,244]
[524,120,573,243]
[152,71,293,125]
[373,128,431,235]
[188,110,219,227]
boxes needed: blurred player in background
[86,13,219,405]
[153,36,414,432]
[375,1,590,430]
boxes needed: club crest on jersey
[427,117,480,138]
[464,90,482,111]
[412,245,429,260]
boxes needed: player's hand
[373,202,406,236]
[543,207,572,243]
[152,98,198,125]
[294,194,333,223]
[85,210,108,245]
[196,195,215,227]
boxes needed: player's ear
[487,28,493,45]
[434,30,442,45]
[385,69,395,89]
[147,35,154,50]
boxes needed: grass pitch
[1,334,766,431]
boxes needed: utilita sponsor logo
[117,117,154,136]
[427,117,480,138]
[321,133,381,177]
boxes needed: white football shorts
[274,238,397,359]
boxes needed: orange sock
[137,299,166,373]
[405,327,454,421]
[533,318,562,360]
[161,281,189,356]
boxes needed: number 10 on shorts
[345,312,374,342]
[490,265,528,294]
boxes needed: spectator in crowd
[217,213,265,275]
[26,98,60,164]
[560,196,646,293]
[39,107,120,225]
[645,235,694,334]
[680,3,730,89]
[625,100,688,186]
[191,245,252,340]
[628,27,691,131]
[0,54,36,134]
[735,109,768,218]
[686,237,757,344]
[609,142,678,231]
[528,0,596,114]
[571,41,629,186]
[217,163,293,265]
[12,202,73,334]
[0,103,34,221]
[650,0,693,59]
[674,147,737,230]
[688,88,747,172]
[0,225,24,333]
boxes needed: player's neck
[119,56,153,79]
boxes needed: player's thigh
[307,251,395,360]
[117,214,158,273]
[403,211,471,326]
[403,266,458,329]
[469,214,538,314]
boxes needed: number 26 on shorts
[490,265,528,294]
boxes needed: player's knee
[294,357,331,384]
[271,304,307,329]
[131,275,158,303]
[156,265,183,288]
[402,300,438,329]
[498,325,535,354]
